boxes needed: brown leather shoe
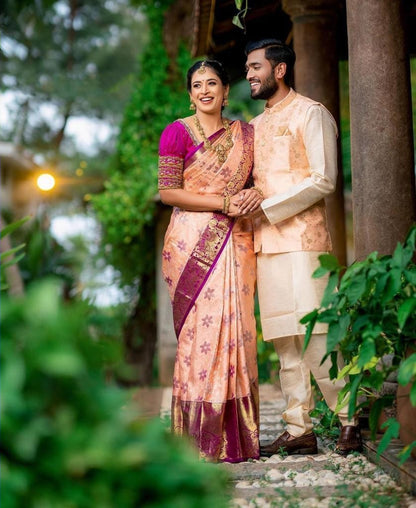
[335,425,362,455]
[260,431,318,457]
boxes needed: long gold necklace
[194,116,234,164]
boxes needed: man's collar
[265,88,296,113]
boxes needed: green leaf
[0,216,30,239]
[327,314,350,352]
[235,0,243,9]
[392,242,406,269]
[269,351,278,362]
[300,309,318,325]
[318,253,340,272]
[1,252,26,269]
[35,349,85,377]
[381,269,402,305]
[392,232,415,268]
[301,311,317,355]
[404,224,416,249]
[344,276,368,304]
[232,14,243,29]
[378,418,400,455]
[375,272,389,297]
[399,440,416,465]
[348,374,362,420]
[337,360,354,380]
[398,299,416,329]
[328,351,338,380]
[0,243,26,261]
[358,339,376,368]
[404,268,416,285]
[410,383,416,406]
[321,272,339,307]
[397,353,416,386]
[334,384,350,414]
[312,266,330,278]
[369,399,384,440]
[351,314,371,334]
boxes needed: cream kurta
[251,89,338,340]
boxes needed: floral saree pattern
[158,119,259,462]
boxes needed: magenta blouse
[158,120,200,190]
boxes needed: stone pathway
[223,384,416,507]
[141,383,416,507]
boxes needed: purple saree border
[173,213,234,337]
[171,383,260,462]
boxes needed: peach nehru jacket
[250,89,337,255]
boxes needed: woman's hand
[228,188,263,217]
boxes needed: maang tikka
[198,61,207,74]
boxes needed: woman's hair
[245,39,296,88]
[186,60,230,92]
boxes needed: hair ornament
[198,61,207,74]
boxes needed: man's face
[245,48,278,100]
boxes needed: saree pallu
[161,120,260,462]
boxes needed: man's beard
[251,72,278,100]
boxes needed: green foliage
[1,0,147,153]
[232,0,249,30]
[92,0,192,283]
[0,280,229,507]
[0,216,30,291]
[309,397,340,442]
[301,224,416,461]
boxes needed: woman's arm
[159,189,223,212]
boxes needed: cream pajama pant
[257,251,355,436]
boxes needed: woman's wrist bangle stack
[252,186,264,198]
[222,195,230,214]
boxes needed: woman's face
[189,67,228,115]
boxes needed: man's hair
[245,39,296,88]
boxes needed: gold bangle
[252,186,264,198]
[222,195,230,214]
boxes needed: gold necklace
[194,116,234,164]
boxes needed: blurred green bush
[0,280,229,507]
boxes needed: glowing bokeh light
[37,173,56,191]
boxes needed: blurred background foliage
[1,274,229,507]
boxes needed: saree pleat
[160,120,259,462]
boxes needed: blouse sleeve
[158,121,186,190]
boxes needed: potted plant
[301,224,416,463]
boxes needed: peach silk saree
[158,119,259,462]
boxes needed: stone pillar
[346,0,416,258]
[283,0,347,265]
[156,203,177,386]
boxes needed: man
[236,39,362,456]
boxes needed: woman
[158,60,262,463]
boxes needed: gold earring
[223,97,229,107]
[190,101,196,111]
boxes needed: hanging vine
[232,0,249,30]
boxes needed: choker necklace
[194,116,234,164]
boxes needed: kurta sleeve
[158,121,186,190]
[261,104,338,225]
